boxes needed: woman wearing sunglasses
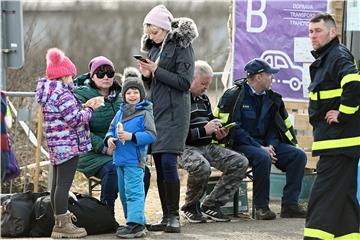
[137,4,198,233]
[74,57,152,221]
[74,56,121,217]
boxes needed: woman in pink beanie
[132,4,198,235]
[35,48,103,238]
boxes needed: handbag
[29,193,118,237]
[1,191,49,237]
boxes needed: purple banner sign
[233,0,327,100]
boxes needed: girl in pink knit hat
[134,4,198,235]
[35,48,103,238]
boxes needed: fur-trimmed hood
[141,17,198,53]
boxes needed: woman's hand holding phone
[133,55,148,63]
[137,57,158,75]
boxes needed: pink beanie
[143,4,174,31]
[46,48,77,80]
[88,56,115,77]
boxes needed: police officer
[214,58,307,220]
[178,60,248,223]
[304,13,360,239]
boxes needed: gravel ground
[4,167,306,239]
[93,166,306,240]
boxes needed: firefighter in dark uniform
[304,13,360,239]
[214,58,307,220]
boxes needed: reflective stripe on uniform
[212,107,229,123]
[211,139,225,147]
[335,233,360,240]
[304,228,334,240]
[309,89,342,101]
[284,116,292,129]
[312,136,360,150]
[340,73,360,88]
[304,228,360,240]
[213,107,220,117]
[285,130,293,142]
[339,104,359,114]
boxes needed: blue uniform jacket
[232,83,280,148]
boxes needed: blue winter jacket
[105,100,156,168]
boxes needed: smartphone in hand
[133,55,148,63]
[223,122,236,129]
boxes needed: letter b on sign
[246,0,267,33]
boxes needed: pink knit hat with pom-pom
[46,48,77,80]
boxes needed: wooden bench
[207,168,255,217]
[88,176,101,197]
[285,100,319,169]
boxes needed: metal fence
[1,73,227,193]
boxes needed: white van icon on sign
[260,50,304,92]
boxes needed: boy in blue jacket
[105,67,156,238]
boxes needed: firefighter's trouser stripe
[304,156,359,240]
[334,233,360,239]
[304,228,360,239]
[357,158,360,205]
[304,228,334,239]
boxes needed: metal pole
[23,114,31,192]
[341,0,347,44]
[0,58,6,91]
[11,96,19,193]
[3,91,35,97]
[33,107,42,192]
[215,73,218,104]
[1,1,7,91]
[213,72,222,105]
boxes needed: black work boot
[147,180,168,231]
[164,181,181,233]
[255,207,276,220]
[280,204,307,218]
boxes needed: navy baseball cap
[244,58,280,76]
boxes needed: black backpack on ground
[29,193,118,237]
[1,191,49,237]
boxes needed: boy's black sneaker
[182,206,207,223]
[116,223,146,238]
[200,205,230,222]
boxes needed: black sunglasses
[95,70,115,79]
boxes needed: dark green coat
[74,74,122,177]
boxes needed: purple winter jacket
[35,78,93,165]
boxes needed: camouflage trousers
[178,144,248,210]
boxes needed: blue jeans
[117,166,145,225]
[234,143,306,208]
[95,161,118,214]
[153,153,179,183]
